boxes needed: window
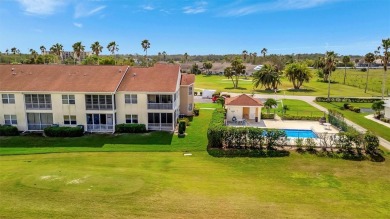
[2,94,15,104]
[4,115,17,125]
[62,95,75,104]
[188,86,193,95]
[64,115,77,125]
[125,94,137,104]
[27,113,53,130]
[25,94,51,109]
[85,95,113,110]
[125,114,138,124]
[188,103,193,111]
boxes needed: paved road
[198,92,390,150]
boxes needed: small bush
[281,115,322,121]
[180,117,191,126]
[193,108,200,116]
[360,68,367,72]
[178,121,186,135]
[344,103,350,109]
[261,113,275,119]
[44,126,83,137]
[0,125,19,136]
[115,124,147,133]
[380,118,390,123]
[315,97,381,103]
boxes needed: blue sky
[0,0,389,56]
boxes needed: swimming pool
[282,129,317,138]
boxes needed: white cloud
[141,5,155,11]
[222,0,343,16]
[74,4,106,18]
[73,22,83,28]
[183,1,207,14]
[16,0,66,16]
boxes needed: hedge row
[0,125,19,136]
[343,104,361,113]
[328,109,358,133]
[316,97,381,103]
[207,148,290,157]
[44,126,84,137]
[281,115,322,121]
[261,113,275,119]
[115,124,147,133]
[380,118,390,123]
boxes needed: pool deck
[228,116,339,134]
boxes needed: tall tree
[252,52,257,64]
[184,52,189,63]
[203,61,213,74]
[11,47,18,62]
[284,62,312,89]
[342,55,350,84]
[39,45,46,55]
[72,41,85,64]
[158,52,162,61]
[364,53,375,93]
[224,57,246,89]
[252,64,281,90]
[162,51,167,61]
[90,41,103,65]
[242,50,248,62]
[107,41,119,65]
[50,43,63,64]
[261,48,267,58]
[29,49,38,62]
[325,51,337,101]
[379,38,390,99]
[141,39,150,66]
[264,98,277,114]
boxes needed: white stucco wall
[385,100,390,119]
[226,105,262,122]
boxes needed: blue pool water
[283,129,317,138]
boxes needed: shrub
[261,113,275,119]
[343,103,350,109]
[0,125,19,136]
[360,68,367,72]
[380,118,390,123]
[180,117,191,126]
[193,108,200,116]
[115,124,147,133]
[178,121,186,135]
[364,132,379,155]
[44,126,83,137]
[207,148,289,157]
[315,97,381,103]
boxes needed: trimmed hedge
[281,115,322,121]
[316,97,381,103]
[44,126,84,137]
[0,125,19,136]
[178,121,186,135]
[115,124,147,133]
[328,109,358,133]
[261,113,275,119]
[193,108,200,116]
[207,148,290,157]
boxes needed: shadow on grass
[207,148,290,158]
[285,88,316,93]
[224,87,247,90]
[0,131,173,148]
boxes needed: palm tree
[40,45,46,55]
[141,39,150,66]
[242,50,248,62]
[11,47,17,62]
[284,62,312,89]
[5,49,9,55]
[252,52,257,64]
[162,51,167,61]
[252,64,281,90]
[364,53,375,93]
[264,98,277,114]
[90,41,103,65]
[29,49,38,62]
[107,41,119,65]
[342,55,350,84]
[158,52,162,61]
[72,41,85,64]
[184,52,189,63]
[224,57,246,89]
[49,43,63,64]
[203,61,213,74]
[379,38,390,99]
[325,51,337,101]
[261,48,267,58]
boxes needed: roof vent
[119,69,122,73]
[133,73,137,77]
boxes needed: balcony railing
[86,124,114,132]
[25,103,52,110]
[147,103,173,110]
[148,123,173,131]
[86,104,113,110]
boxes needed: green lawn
[317,101,390,142]
[194,70,387,97]
[276,99,325,117]
[1,106,390,218]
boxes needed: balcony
[25,103,52,110]
[86,104,113,110]
[86,124,114,132]
[148,123,173,131]
[147,103,173,110]
[28,123,52,130]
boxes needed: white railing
[28,123,52,130]
[87,124,114,132]
[148,123,173,131]
[147,103,173,110]
[25,103,52,110]
[86,104,113,110]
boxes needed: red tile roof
[225,94,263,106]
[180,73,195,86]
[0,64,127,92]
[117,63,180,92]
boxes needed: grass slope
[276,99,325,117]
